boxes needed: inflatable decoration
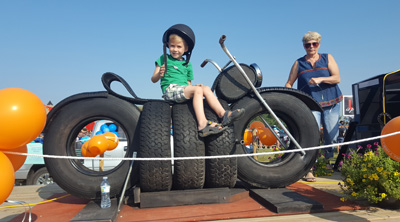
[108,124,117,132]
[0,151,15,204]
[4,145,27,172]
[258,128,277,146]
[100,124,110,133]
[104,132,119,151]
[249,121,264,130]
[0,88,46,149]
[81,141,97,157]
[81,141,89,157]
[381,116,400,162]
[88,134,109,156]
[243,129,253,146]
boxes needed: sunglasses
[304,42,320,48]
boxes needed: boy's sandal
[198,121,227,137]
[222,108,245,126]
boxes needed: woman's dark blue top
[297,53,343,107]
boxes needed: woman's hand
[309,77,322,85]
[309,55,341,86]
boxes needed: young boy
[151,25,244,137]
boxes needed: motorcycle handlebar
[200,60,208,68]
[219,35,226,46]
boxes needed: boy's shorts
[163,84,189,103]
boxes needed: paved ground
[303,169,347,197]
[212,173,400,222]
[0,184,65,221]
[1,172,400,221]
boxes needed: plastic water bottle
[100,177,111,208]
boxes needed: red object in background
[44,105,53,114]
[343,95,354,116]
[85,122,95,131]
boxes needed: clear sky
[1,0,399,105]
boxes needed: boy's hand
[159,64,165,77]
[151,64,165,83]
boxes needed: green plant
[312,150,334,177]
[256,146,284,163]
[339,143,400,203]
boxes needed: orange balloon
[3,145,27,172]
[0,88,47,149]
[81,141,96,157]
[0,151,15,204]
[88,135,108,156]
[104,132,119,151]
[258,128,277,146]
[81,141,89,157]
[381,116,400,162]
[249,121,264,130]
[243,129,253,146]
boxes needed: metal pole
[117,151,137,212]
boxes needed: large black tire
[44,94,140,199]
[232,92,320,188]
[204,128,237,188]
[138,101,172,192]
[172,102,205,190]
[204,101,237,188]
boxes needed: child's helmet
[162,24,195,65]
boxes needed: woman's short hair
[302,31,321,44]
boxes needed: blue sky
[1,1,399,105]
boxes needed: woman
[286,31,343,182]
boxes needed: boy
[151,24,244,137]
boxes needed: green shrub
[340,143,400,203]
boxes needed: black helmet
[162,24,195,65]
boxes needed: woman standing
[286,31,343,181]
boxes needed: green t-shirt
[155,54,193,93]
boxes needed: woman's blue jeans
[312,103,340,159]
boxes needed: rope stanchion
[2,200,32,222]
[3,131,400,162]
[1,195,71,222]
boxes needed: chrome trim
[202,59,222,72]
[250,63,263,87]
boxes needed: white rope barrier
[3,131,400,161]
